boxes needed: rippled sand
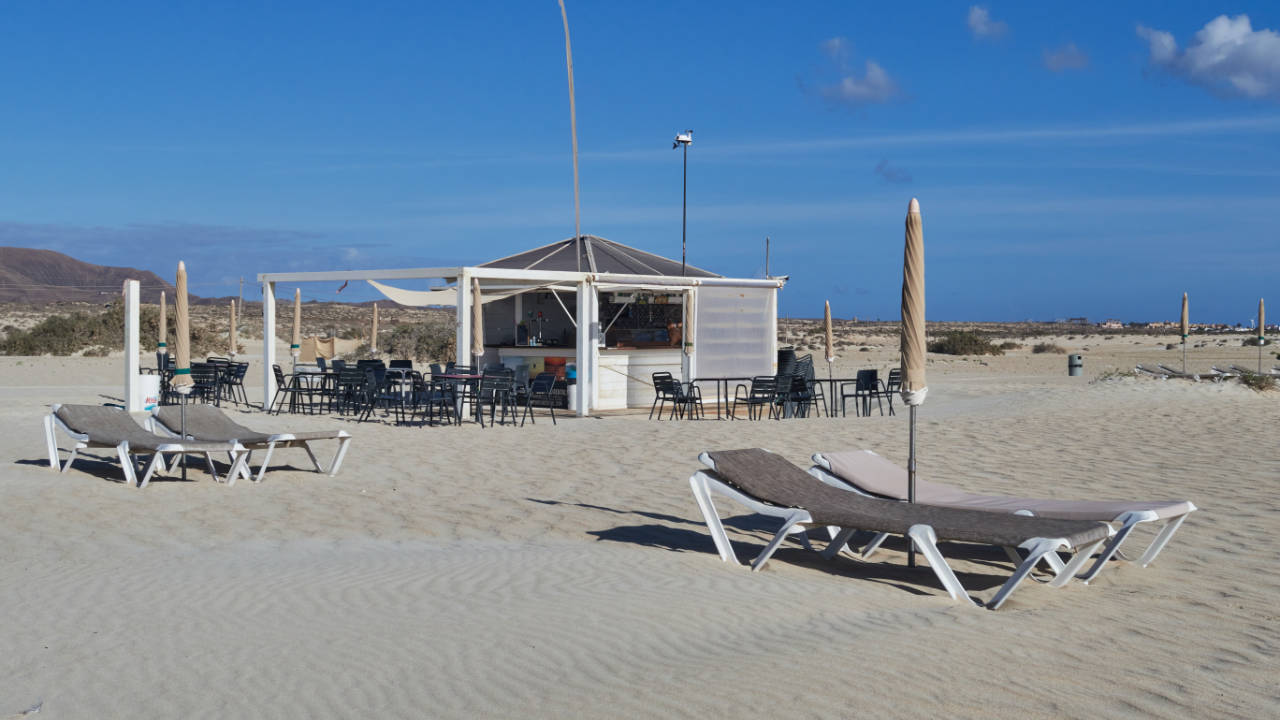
[0,340,1276,718]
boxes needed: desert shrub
[1241,337,1269,347]
[1238,371,1276,392]
[1165,343,1178,350]
[1093,368,1137,383]
[998,341,1020,350]
[1032,342,1066,354]
[927,331,1003,356]
[0,303,219,357]
[379,319,456,362]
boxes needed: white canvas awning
[367,280,536,307]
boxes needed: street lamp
[673,130,692,275]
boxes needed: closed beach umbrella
[1180,292,1189,372]
[228,299,237,357]
[158,291,167,355]
[824,300,835,368]
[1259,298,1266,373]
[371,303,379,353]
[172,262,193,389]
[900,198,926,566]
[291,289,301,359]
[471,278,484,359]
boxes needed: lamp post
[673,130,692,275]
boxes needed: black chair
[316,357,327,372]
[878,368,902,416]
[475,368,518,427]
[521,372,558,426]
[389,359,413,370]
[190,362,221,406]
[840,369,883,417]
[224,362,250,406]
[330,359,347,372]
[334,367,369,416]
[649,372,702,420]
[269,364,304,414]
[731,376,781,420]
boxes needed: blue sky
[1,1,1278,323]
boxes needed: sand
[0,336,1277,718]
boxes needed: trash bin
[566,377,578,412]
[138,374,161,412]
[1068,354,1083,377]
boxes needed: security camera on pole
[673,130,692,276]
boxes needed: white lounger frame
[689,453,1106,610]
[44,406,248,488]
[809,453,1193,583]
[146,416,352,483]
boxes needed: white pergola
[257,265,783,417]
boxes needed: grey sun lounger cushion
[151,404,352,482]
[820,449,1194,521]
[154,405,341,445]
[691,448,1112,609]
[56,405,231,453]
[707,449,1109,549]
[46,404,247,488]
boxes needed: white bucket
[138,374,161,412]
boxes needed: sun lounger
[810,450,1196,583]
[44,403,248,488]
[690,448,1110,609]
[1157,364,1229,382]
[150,404,352,483]
[1225,365,1279,378]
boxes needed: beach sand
[0,336,1277,718]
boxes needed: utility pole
[765,236,770,279]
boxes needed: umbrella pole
[827,360,833,417]
[907,404,917,568]
[1182,338,1186,374]
[179,388,189,481]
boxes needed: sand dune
[0,340,1277,717]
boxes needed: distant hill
[0,247,176,304]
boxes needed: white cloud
[1043,43,1088,72]
[1138,15,1280,99]
[968,6,1007,39]
[814,37,899,107]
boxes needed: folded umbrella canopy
[172,262,193,390]
[900,198,926,566]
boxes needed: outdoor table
[690,377,753,420]
[290,370,336,414]
[434,373,483,425]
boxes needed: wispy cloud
[707,115,1280,157]
[873,159,912,183]
[1043,43,1088,72]
[809,36,899,107]
[967,6,1008,40]
[1138,15,1280,99]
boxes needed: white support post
[124,280,140,411]
[589,284,600,409]
[575,280,590,416]
[263,281,276,409]
[768,287,779,373]
[514,293,523,345]
[681,288,695,385]
[456,269,471,367]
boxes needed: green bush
[1032,342,1066,354]
[927,331,1003,356]
[0,303,220,357]
[1238,371,1276,392]
[378,319,457,362]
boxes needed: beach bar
[257,236,785,416]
